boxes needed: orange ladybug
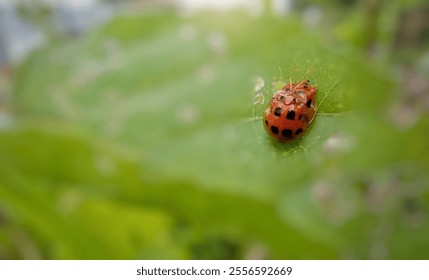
[263,80,317,142]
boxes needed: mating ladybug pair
[263,80,317,142]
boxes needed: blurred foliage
[1,1,429,259]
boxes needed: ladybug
[263,80,317,142]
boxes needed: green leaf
[5,11,429,259]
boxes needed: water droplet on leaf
[252,92,265,105]
[253,76,265,92]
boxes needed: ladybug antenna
[291,77,301,92]
[288,76,293,91]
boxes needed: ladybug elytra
[263,80,317,142]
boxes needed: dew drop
[252,92,265,105]
[253,76,265,92]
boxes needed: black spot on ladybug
[280,95,284,100]
[295,128,303,135]
[286,110,295,120]
[306,99,312,108]
[271,126,279,134]
[265,120,268,126]
[274,107,282,116]
[282,129,293,138]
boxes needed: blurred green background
[0,0,429,259]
